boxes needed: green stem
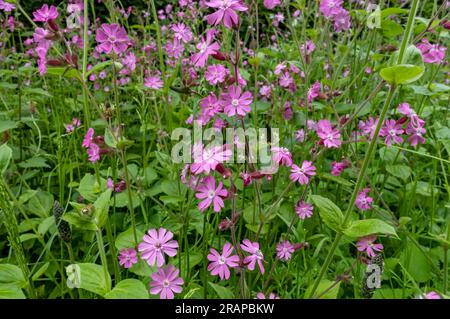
[96,230,111,292]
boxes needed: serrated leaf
[343,219,397,238]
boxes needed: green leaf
[93,189,112,228]
[0,143,12,175]
[380,64,424,85]
[129,259,156,277]
[85,61,116,78]
[320,173,353,187]
[46,67,81,81]
[18,157,50,169]
[0,284,26,299]
[104,279,149,299]
[78,173,105,202]
[386,164,411,182]
[400,243,432,283]
[208,282,234,299]
[391,45,424,67]
[343,219,398,238]
[0,121,18,133]
[23,87,53,97]
[32,262,50,281]
[0,264,26,288]
[305,280,341,299]
[115,227,145,250]
[69,263,111,296]
[62,211,98,231]
[310,195,344,232]
[27,191,53,218]
[104,128,117,148]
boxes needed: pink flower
[331,160,348,176]
[221,86,253,117]
[82,128,95,148]
[144,75,164,89]
[87,143,100,163]
[191,143,232,175]
[65,118,81,133]
[333,8,351,32]
[355,188,373,211]
[279,72,294,88]
[164,39,185,59]
[240,239,265,274]
[301,40,316,56]
[358,117,379,138]
[205,64,229,85]
[319,0,343,18]
[263,0,281,10]
[295,200,313,219]
[205,0,248,29]
[150,265,184,299]
[256,292,280,299]
[295,129,306,142]
[171,23,193,43]
[406,119,426,147]
[424,291,441,299]
[195,176,228,212]
[380,119,404,146]
[416,39,447,64]
[276,240,295,261]
[356,235,383,258]
[307,81,321,103]
[0,0,15,12]
[191,29,220,67]
[200,93,222,121]
[207,242,240,280]
[138,228,179,267]
[271,147,293,167]
[316,119,342,148]
[397,102,416,117]
[95,23,129,55]
[118,248,138,269]
[290,161,316,185]
[33,4,59,22]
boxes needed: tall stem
[96,230,111,291]
[307,0,419,298]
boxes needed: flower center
[218,256,226,265]
[255,250,263,260]
[163,279,170,288]
[207,190,216,199]
[231,99,239,107]
[389,129,396,136]
[154,241,162,249]
[109,35,116,42]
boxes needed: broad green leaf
[400,243,432,283]
[0,264,26,288]
[115,227,145,251]
[380,64,424,85]
[208,282,234,299]
[0,121,18,134]
[104,128,117,148]
[310,195,344,232]
[27,190,53,218]
[18,157,50,169]
[93,189,112,228]
[0,143,12,175]
[129,259,156,277]
[78,173,105,202]
[23,87,53,97]
[390,45,424,67]
[69,263,111,296]
[0,284,26,299]
[46,67,81,80]
[386,165,411,182]
[320,173,353,187]
[62,211,98,231]
[104,279,149,299]
[343,219,398,238]
[305,280,341,299]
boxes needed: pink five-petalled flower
[118,248,138,269]
[271,147,293,167]
[256,292,280,299]
[149,265,184,299]
[240,239,265,274]
[276,240,295,261]
[221,86,253,117]
[138,228,179,267]
[207,242,240,280]
[191,143,232,175]
[416,38,447,64]
[33,4,59,22]
[316,119,342,148]
[356,235,383,258]
[380,119,403,146]
[205,0,248,29]
[355,188,373,211]
[191,29,220,67]
[295,200,313,219]
[290,161,316,185]
[95,23,129,55]
[195,175,228,213]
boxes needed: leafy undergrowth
[0,0,449,299]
